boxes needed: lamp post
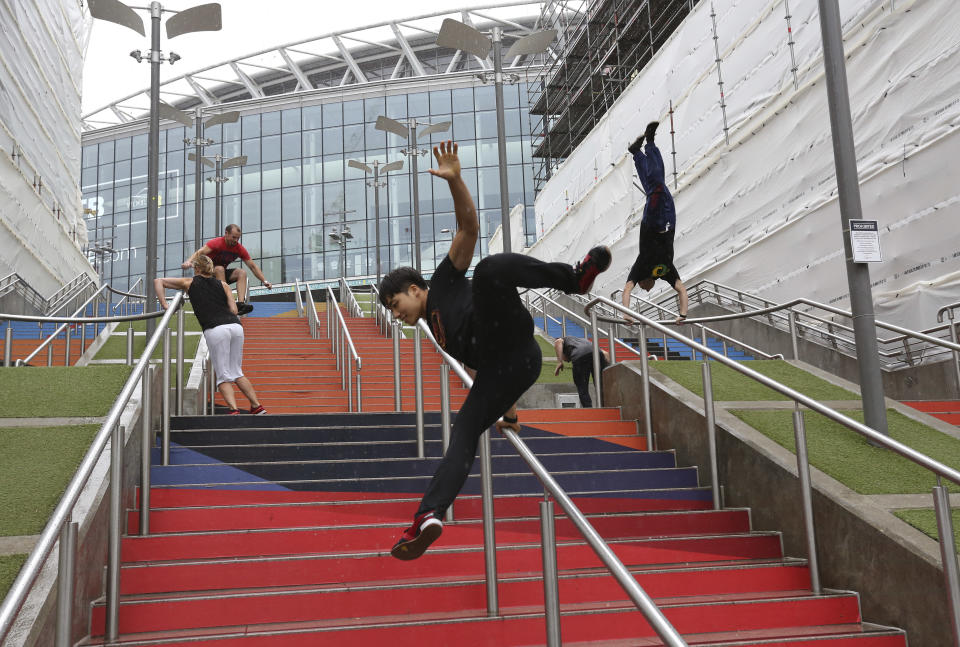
[437,19,555,253]
[374,116,450,272]
[88,0,222,339]
[182,109,240,248]
[348,158,404,285]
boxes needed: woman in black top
[154,255,266,415]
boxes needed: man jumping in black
[379,141,612,560]
[622,121,688,323]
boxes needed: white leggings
[203,323,245,386]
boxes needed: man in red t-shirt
[182,224,272,314]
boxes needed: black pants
[417,253,577,516]
[571,352,608,408]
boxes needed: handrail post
[609,323,618,364]
[561,313,567,338]
[589,309,603,407]
[480,429,499,616]
[54,518,77,647]
[347,357,354,413]
[949,320,960,399]
[161,328,171,465]
[106,422,123,640]
[540,496,561,647]
[792,409,821,593]
[701,362,721,510]
[64,325,71,366]
[208,356,216,415]
[80,313,87,356]
[414,326,425,458]
[3,326,10,367]
[440,363,453,522]
[638,324,653,449]
[46,341,53,366]
[789,310,800,360]
[126,325,134,367]
[140,366,153,536]
[393,321,402,411]
[176,305,184,415]
[356,363,362,413]
[933,480,960,644]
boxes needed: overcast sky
[82,0,535,116]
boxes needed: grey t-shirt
[562,336,593,362]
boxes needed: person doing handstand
[379,140,612,560]
[622,121,688,323]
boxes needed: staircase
[902,400,960,427]
[77,300,906,645]
[1,301,128,366]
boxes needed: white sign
[849,219,882,263]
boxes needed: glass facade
[81,80,538,291]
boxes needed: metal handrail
[324,286,362,412]
[0,292,185,644]
[15,284,110,366]
[938,302,960,323]
[369,284,403,410]
[0,273,48,312]
[584,294,960,638]
[45,275,96,318]
[293,278,304,317]
[414,318,687,646]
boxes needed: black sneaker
[237,302,254,315]
[627,135,644,154]
[644,121,659,142]
[391,511,443,561]
[573,246,612,294]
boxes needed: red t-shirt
[205,237,251,268]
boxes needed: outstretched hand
[554,362,564,377]
[428,140,461,181]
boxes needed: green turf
[731,408,960,495]
[122,310,202,333]
[0,425,100,535]
[0,366,132,417]
[95,333,201,362]
[893,509,960,549]
[0,554,27,599]
[653,359,857,401]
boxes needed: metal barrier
[0,293,185,645]
[325,286,362,412]
[414,318,687,646]
[583,294,960,642]
[13,284,110,367]
[369,284,403,411]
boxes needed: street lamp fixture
[374,116,450,273]
[189,152,247,234]
[436,18,555,253]
[348,157,404,285]
[88,0,222,345]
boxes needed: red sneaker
[390,511,443,560]
[573,246,612,294]
[250,405,267,415]
[227,409,240,415]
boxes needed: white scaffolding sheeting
[0,0,93,290]
[530,0,960,330]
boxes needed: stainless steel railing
[414,318,688,646]
[583,294,960,641]
[325,286,362,412]
[13,284,110,367]
[109,278,145,316]
[0,292,186,645]
[369,284,403,411]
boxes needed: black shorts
[215,266,242,284]
[627,229,680,287]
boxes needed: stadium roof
[81,1,568,131]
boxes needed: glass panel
[261,110,281,136]
[386,94,407,119]
[281,108,301,133]
[303,184,323,225]
[282,256,302,283]
[431,175,453,212]
[261,135,281,163]
[323,155,343,182]
[282,186,302,227]
[98,164,114,184]
[243,231,261,259]
[262,162,282,190]
[457,141,477,168]
[452,113,475,140]
[282,160,302,186]
[82,145,98,168]
[506,137,524,165]
[222,119,240,142]
[132,156,147,181]
[261,230,282,257]
[408,92,429,117]
[475,110,497,140]
[166,127,185,150]
[344,179,365,217]
[302,156,323,185]
[302,104,323,130]
[132,134,147,158]
[324,182,345,215]
[477,167,500,210]
[477,140,499,167]
[322,102,342,127]
[282,228,302,255]
[282,132,301,160]
[343,124,364,153]
[241,192,260,232]
[508,164,524,208]
[242,164,261,193]
[222,167,241,195]
[387,175,409,217]
[429,89,451,114]
[303,224,325,253]
[451,87,474,113]
[323,128,343,155]
[114,159,131,185]
[343,99,363,124]
[222,194,241,226]
[302,130,323,158]
[242,138,261,165]
[261,189,281,230]
[241,113,260,138]
[365,122,385,149]
[474,85,496,111]
[504,109,521,137]
[364,96,385,122]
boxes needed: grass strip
[95,333,201,362]
[0,366,132,417]
[0,554,27,599]
[893,509,960,549]
[654,359,856,401]
[731,408,960,494]
[0,425,100,535]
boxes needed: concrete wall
[689,301,960,401]
[603,360,953,647]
